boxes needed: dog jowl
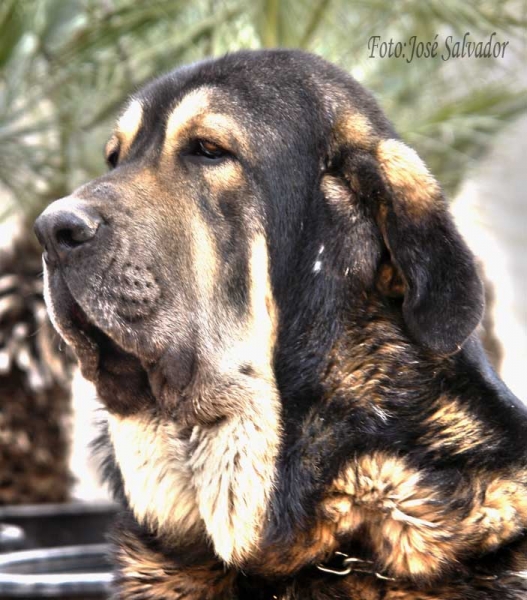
[34,50,527,599]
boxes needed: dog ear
[338,135,485,356]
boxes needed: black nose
[34,199,102,263]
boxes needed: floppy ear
[340,137,485,356]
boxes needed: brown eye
[190,139,228,161]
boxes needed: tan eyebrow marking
[114,99,144,158]
[164,88,213,149]
[163,88,246,156]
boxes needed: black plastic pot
[0,502,118,598]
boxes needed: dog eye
[106,148,120,169]
[188,139,229,161]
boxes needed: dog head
[34,49,484,421]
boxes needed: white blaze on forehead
[116,99,144,153]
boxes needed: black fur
[34,50,527,599]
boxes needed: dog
[34,49,527,599]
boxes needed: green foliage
[0,0,526,221]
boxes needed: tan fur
[190,402,281,565]
[107,237,281,566]
[420,396,498,455]
[259,521,338,577]
[334,111,375,150]
[189,235,282,564]
[107,398,281,566]
[321,174,355,206]
[466,474,527,552]
[164,88,213,151]
[190,215,219,301]
[375,263,406,297]
[115,528,235,600]
[376,139,441,217]
[163,89,246,157]
[184,235,279,404]
[324,331,412,420]
[194,113,247,153]
[107,412,202,539]
[231,234,278,368]
[327,453,527,579]
[202,161,243,192]
[330,453,449,578]
[115,99,144,158]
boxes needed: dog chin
[42,266,268,424]
[43,264,159,414]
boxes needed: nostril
[56,228,83,249]
[33,203,102,261]
[55,224,95,249]
[52,215,99,253]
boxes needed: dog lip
[46,271,142,382]
[42,269,99,380]
[67,299,143,378]
[61,296,102,381]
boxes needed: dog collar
[316,551,503,583]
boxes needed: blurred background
[0,0,525,595]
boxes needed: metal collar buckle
[316,551,397,581]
